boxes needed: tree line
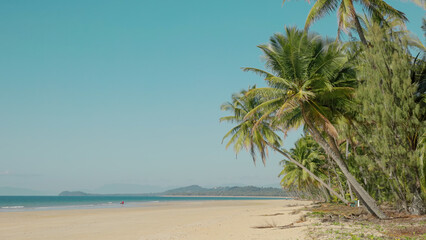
[220,1,425,218]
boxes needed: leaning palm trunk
[304,118,387,219]
[347,180,355,201]
[320,186,332,202]
[267,142,349,204]
[347,3,368,45]
[328,156,346,198]
[345,140,355,201]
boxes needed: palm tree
[243,27,387,218]
[220,86,281,165]
[221,87,349,203]
[280,160,328,200]
[279,135,338,201]
[283,0,406,45]
[356,14,425,51]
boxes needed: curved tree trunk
[345,140,355,201]
[267,143,349,204]
[347,1,368,45]
[347,180,355,201]
[304,118,387,219]
[328,156,346,198]
[320,186,332,202]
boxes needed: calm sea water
[0,196,287,212]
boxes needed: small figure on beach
[120,201,124,205]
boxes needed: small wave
[33,204,97,210]
[1,206,24,209]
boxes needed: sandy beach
[0,199,313,240]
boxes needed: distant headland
[59,185,288,197]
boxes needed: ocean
[0,195,287,212]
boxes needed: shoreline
[0,195,291,212]
[157,195,290,198]
[0,199,313,240]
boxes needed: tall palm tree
[221,87,349,203]
[283,0,407,45]
[243,27,387,218]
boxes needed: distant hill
[161,185,288,197]
[59,191,90,196]
[59,185,288,197]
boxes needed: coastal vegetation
[161,185,288,196]
[221,1,425,219]
[59,185,288,197]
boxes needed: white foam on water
[1,206,24,209]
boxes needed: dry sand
[0,199,313,240]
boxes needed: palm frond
[305,0,340,30]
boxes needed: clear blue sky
[0,0,423,194]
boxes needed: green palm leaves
[221,27,354,204]
[279,136,326,192]
[220,86,282,165]
[221,0,424,217]
[220,86,349,203]
[242,28,388,218]
[243,27,355,139]
[220,27,389,216]
[285,0,407,44]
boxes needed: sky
[0,0,424,194]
